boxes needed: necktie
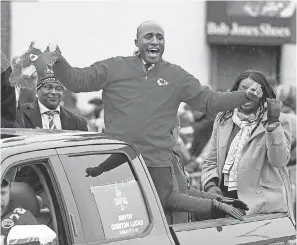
[44,110,59,129]
[144,63,151,71]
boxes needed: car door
[1,149,85,245]
[170,213,296,245]
[56,143,175,245]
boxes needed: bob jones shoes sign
[206,1,296,45]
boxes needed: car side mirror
[7,225,57,245]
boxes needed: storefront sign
[206,1,296,45]
[90,180,150,240]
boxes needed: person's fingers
[85,171,92,177]
[234,213,244,221]
[221,197,248,210]
[47,43,58,52]
[253,86,261,97]
[250,82,258,91]
[227,211,239,220]
[234,208,244,218]
[235,211,244,221]
[238,208,247,216]
[257,88,263,98]
[249,83,262,98]
[85,168,92,177]
[56,45,62,55]
[230,208,244,221]
[36,52,59,65]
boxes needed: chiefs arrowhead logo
[156,78,169,86]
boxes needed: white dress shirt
[38,100,62,130]
[142,59,155,71]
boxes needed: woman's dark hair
[218,70,276,125]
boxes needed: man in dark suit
[21,65,88,131]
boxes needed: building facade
[206,1,296,90]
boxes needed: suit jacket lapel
[15,106,25,128]
[24,100,43,128]
[60,107,76,130]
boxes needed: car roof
[1,128,130,157]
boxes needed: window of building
[210,44,281,91]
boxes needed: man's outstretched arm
[86,145,137,177]
[33,49,115,93]
[85,153,127,177]
[179,70,262,117]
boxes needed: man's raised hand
[245,82,263,101]
[33,43,62,75]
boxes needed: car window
[61,152,150,242]
[1,161,70,245]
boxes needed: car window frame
[58,146,155,244]
[0,149,85,244]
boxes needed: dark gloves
[208,186,223,196]
[85,165,105,177]
[216,196,249,211]
[267,98,281,123]
[211,199,244,221]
